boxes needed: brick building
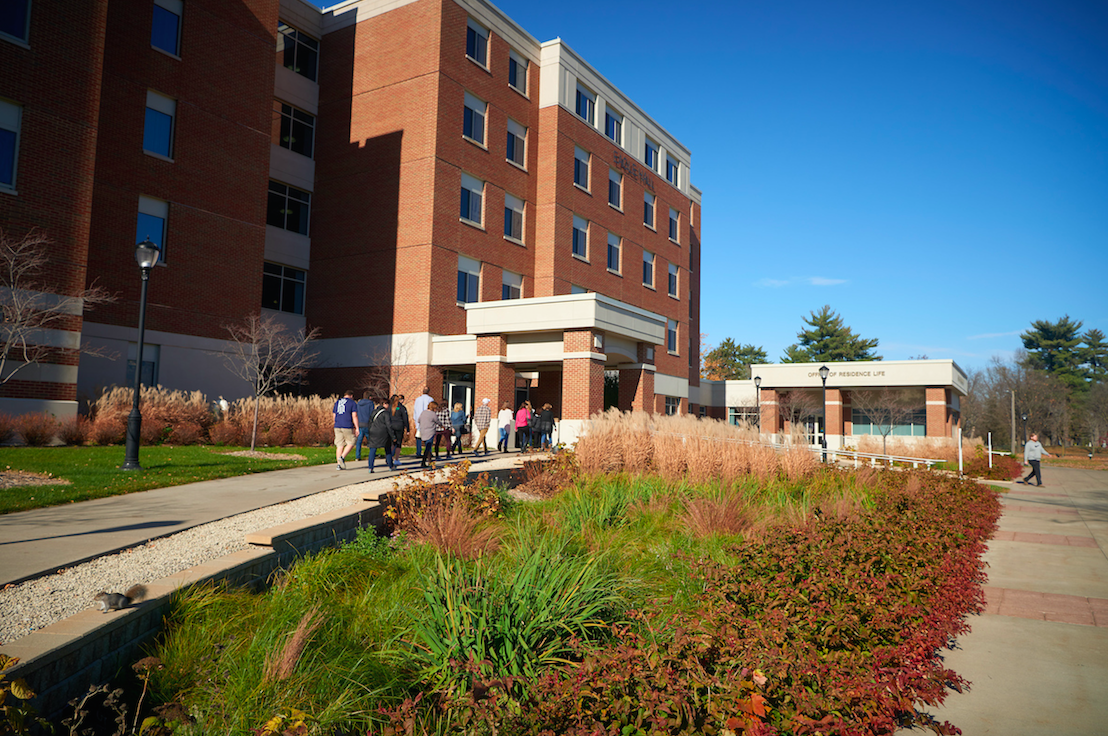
[0,0,701,442]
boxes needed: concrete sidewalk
[0,451,511,586]
[908,466,1108,735]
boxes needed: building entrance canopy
[465,293,666,346]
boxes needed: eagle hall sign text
[613,151,655,192]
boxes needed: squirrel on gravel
[93,584,147,612]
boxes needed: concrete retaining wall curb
[4,498,385,719]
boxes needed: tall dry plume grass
[575,411,818,485]
[263,606,325,683]
[853,435,977,464]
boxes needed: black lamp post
[818,365,830,462]
[754,375,761,432]
[1021,413,1028,445]
[121,238,161,471]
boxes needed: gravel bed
[0,454,528,646]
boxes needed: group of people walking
[332,387,558,473]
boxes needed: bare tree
[776,390,819,443]
[850,388,921,456]
[221,313,320,450]
[0,228,116,385]
[361,336,424,400]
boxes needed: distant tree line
[961,316,1108,450]
[702,305,880,381]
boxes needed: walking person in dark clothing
[450,402,467,454]
[394,394,410,465]
[435,400,453,459]
[1021,433,1051,486]
[366,396,398,473]
[537,403,556,451]
[354,391,374,461]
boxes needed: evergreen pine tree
[780,305,881,363]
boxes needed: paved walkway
[0,451,514,586]
[909,466,1108,735]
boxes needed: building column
[926,386,948,437]
[475,335,515,414]
[618,342,656,413]
[561,328,605,422]
[826,387,843,450]
[761,388,780,434]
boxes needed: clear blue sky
[322,0,1108,373]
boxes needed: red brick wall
[84,0,277,340]
[533,105,692,384]
[0,1,112,401]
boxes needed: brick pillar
[562,328,605,420]
[475,335,515,414]
[618,342,656,413]
[842,391,854,435]
[926,387,947,437]
[761,388,780,433]
[826,388,843,447]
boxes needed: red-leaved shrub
[167,421,205,445]
[90,416,126,445]
[964,449,1022,480]
[58,415,91,446]
[18,413,57,446]
[208,420,243,446]
[0,413,16,444]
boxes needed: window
[460,173,483,226]
[457,255,480,304]
[605,109,622,144]
[607,232,620,273]
[506,118,526,167]
[642,251,654,287]
[143,90,176,159]
[575,84,595,125]
[669,207,679,242]
[668,263,679,297]
[665,396,679,415]
[573,146,590,189]
[572,215,588,259]
[136,196,168,260]
[151,0,182,56]
[262,262,306,315]
[608,168,621,209]
[502,270,522,300]
[274,101,315,158]
[267,181,311,235]
[0,0,29,43]
[463,92,486,145]
[278,22,318,82]
[508,50,528,94]
[643,192,655,228]
[570,284,587,294]
[503,193,523,242]
[0,99,21,190]
[728,407,760,427]
[645,138,659,171]
[667,319,678,353]
[666,155,680,186]
[466,18,488,67]
[127,344,160,388]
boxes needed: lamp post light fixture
[754,375,762,434]
[1021,413,1028,445]
[818,365,830,462]
[121,238,162,471]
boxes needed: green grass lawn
[0,445,366,514]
